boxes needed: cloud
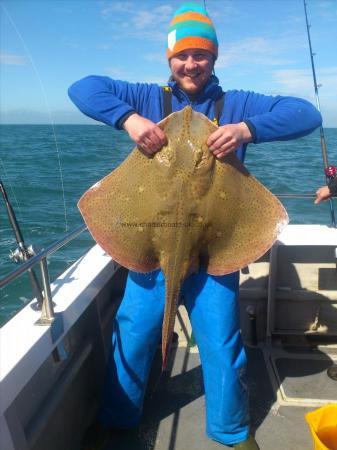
[99,2,173,42]
[100,1,134,16]
[208,2,241,22]
[62,38,80,49]
[103,65,167,85]
[96,43,112,50]
[317,0,337,21]
[103,66,129,79]
[216,36,298,68]
[269,67,337,124]
[270,68,316,100]
[143,52,167,64]
[126,29,167,43]
[0,53,27,65]
[142,76,168,84]
[130,5,172,30]
[271,67,337,97]
[131,10,158,29]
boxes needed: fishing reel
[9,244,38,263]
[325,165,337,179]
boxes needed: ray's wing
[78,149,161,272]
[205,154,288,275]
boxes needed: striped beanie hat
[167,3,218,59]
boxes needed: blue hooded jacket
[68,75,322,161]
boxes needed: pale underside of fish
[78,106,288,370]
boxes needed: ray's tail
[161,272,182,371]
[160,221,190,372]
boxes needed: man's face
[169,49,214,94]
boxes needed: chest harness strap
[162,86,225,125]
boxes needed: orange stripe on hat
[170,11,212,26]
[166,36,218,59]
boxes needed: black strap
[213,93,225,126]
[162,86,172,118]
[161,86,225,124]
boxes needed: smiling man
[69,3,322,450]
[170,48,214,93]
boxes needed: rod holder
[35,257,55,325]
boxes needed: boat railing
[0,224,87,325]
[0,192,331,327]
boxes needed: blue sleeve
[68,76,163,129]
[239,91,322,143]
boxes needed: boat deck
[3,230,337,450]
[99,341,337,450]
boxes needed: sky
[1,0,337,126]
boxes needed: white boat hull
[1,224,337,450]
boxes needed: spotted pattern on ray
[78,106,288,369]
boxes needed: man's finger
[148,132,161,150]
[207,129,224,146]
[214,144,237,159]
[153,127,168,147]
[209,135,232,152]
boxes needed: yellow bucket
[305,404,337,450]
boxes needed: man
[69,4,322,449]
[315,177,337,204]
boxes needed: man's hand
[123,113,167,156]
[207,122,252,159]
[315,186,331,204]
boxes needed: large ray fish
[78,106,288,369]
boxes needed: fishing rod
[0,179,44,307]
[303,0,336,227]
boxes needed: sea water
[0,125,336,326]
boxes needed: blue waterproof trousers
[99,269,249,446]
